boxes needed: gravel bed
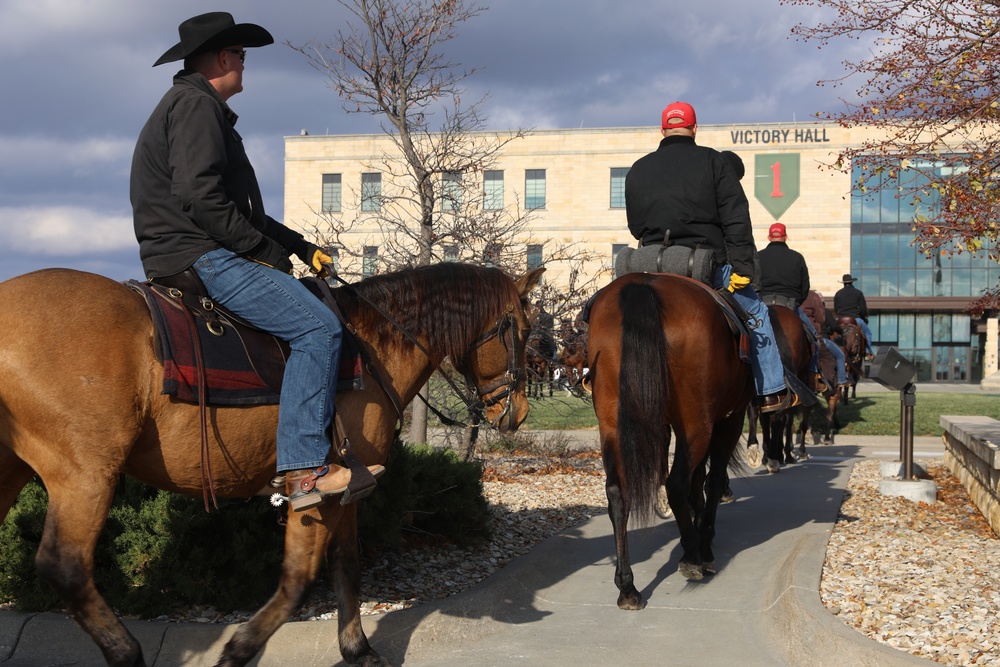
[821,459,1000,666]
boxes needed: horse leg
[698,411,743,576]
[0,448,35,524]
[665,437,704,581]
[760,412,781,473]
[796,406,812,460]
[36,475,145,667]
[218,507,338,666]
[602,441,644,610]
[783,411,796,464]
[328,506,389,666]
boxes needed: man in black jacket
[834,274,875,358]
[131,12,382,511]
[757,222,822,384]
[624,101,793,412]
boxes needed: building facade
[284,121,999,384]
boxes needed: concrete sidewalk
[0,435,945,666]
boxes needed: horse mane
[334,263,520,365]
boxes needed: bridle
[463,309,525,431]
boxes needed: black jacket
[131,71,303,278]
[757,241,810,306]
[625,135,756,279]
[834,283,869,320]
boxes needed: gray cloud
[0,0,855,283]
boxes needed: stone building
[284,121,999,384]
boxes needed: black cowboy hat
[153,12,273,67]
[841,274,857,283]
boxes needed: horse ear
[515,267,545,297]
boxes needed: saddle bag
[614,242,716,285]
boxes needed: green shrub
[0,439,491,616]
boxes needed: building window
[484,170,504,210]
[527,244,543,270]
[849,159,998,299]
[610,168,628,208]
[444,244,459,262]
[326,247,340,272]
[442,172,462,212]
[321,173,342,213]
[525,169,546,210]
[362,245,378,277]
[361,173,381,212]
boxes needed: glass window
[326,247,340,272]
[880,234,899,269]
[362,245,378,277]
[933,314,952,343]
[610,168,628,208]
[444,244,459,262]
[484,170,503,210]
[526,169,546,210]
[878,269,898,296]
[527,244,543,270]
[321,173,342,213]
[915,314,932,348]
[361,173,381,212]
[442,172,462,212]
[898,314,915,348]
[861,235,880,270]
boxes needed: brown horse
[837,315,866,403]
[747,305,814,472]
[586,272,753,607]
[0,263,543,667]
[809,341,842,444]
[557,326,588,397]
[525,332,556,399]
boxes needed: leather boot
[285,463,385,512]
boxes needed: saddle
[127,270,363,406]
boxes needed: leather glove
[244,237,293,274]
[293,241,333,278]
[727,273,751,293]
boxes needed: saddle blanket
[127,279,363,406]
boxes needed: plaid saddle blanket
[126,278,363,406]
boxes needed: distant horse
[837,315,866,403]
[0,263,542,667]
[587,272,753,607]
[808,341,842,445]
[525,331,556,399]
[558,327,589,396]
[745,305,813,472]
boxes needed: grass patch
[522,389,1000,437]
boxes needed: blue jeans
[857,318,874,355]
[796,307,819,374]
[822,338,848,384]
[712,265,785,396]
[193,248,343,473]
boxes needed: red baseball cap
[661,101,697,129]
[768,223,787,240]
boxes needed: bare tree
[289,0,602,445]
[786,0,1000,312]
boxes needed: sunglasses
[223,48,246,63]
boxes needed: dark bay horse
[0,263,543,667]
[810,342,842,444]
[837,315,866,403]
[747,305,814,472]
[587,273,753,608]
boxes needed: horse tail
[617,280,668,525]
[769,307,794,369]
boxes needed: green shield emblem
[754,154,800,220]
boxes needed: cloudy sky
[0,0,861,283]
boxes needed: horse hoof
[655,486,673,519]
[679,562,704,581]
[746,444,763,468]
[617,590,646,610]
[702,561,717,575]
[766,460,781,474]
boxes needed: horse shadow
[360,446,861,664]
